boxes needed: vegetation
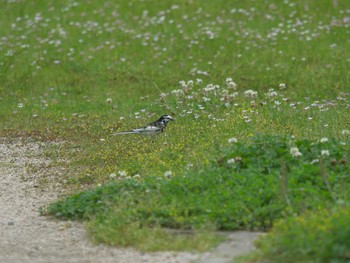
[243,205,350,263]
[1,0,349,259]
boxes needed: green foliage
[2,0,350,256]
[247,206,350,263]
[45,135,350,250]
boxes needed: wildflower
[106,98,113,104]
[290,147,302,157]
[109,173,117,179]
[228,137,238,143]
[196,78,203,85]
[250,100,257,107]
[179,80,186,88]
[244,90,258,99]
[118,170,127,177]
[310,159,319,164]
[164,171,172,178]
[226,78,237,90]
[18,103,24,108]
[171,89,184,96]
[202,97,210,102]
[342,129,350,136]
[279,83,286,89]
[203,84,216,92]
[133,174,141,179]
[227,158,235,164]
[320,137,328,143]
[321,150,330,157]
[266,89,278,98]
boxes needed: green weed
[1,0,350,256]
[245,205,350,263]
[44,135,350,249]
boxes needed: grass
[241,205,350,263]
[45,135,350,247]
[1,0,350,258]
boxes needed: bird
[112,115,175,135]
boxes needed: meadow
[1,0,350,261]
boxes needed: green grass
[1,0,350,257]
[242,205,350,263]
[44,135,350,252]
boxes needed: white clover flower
[310,159,319,164]
[203,84,216,92]
[341,129,350,136]
[18,103,24,108]
[244,90,258,99]
[266,89,278,98]
[321,150,330,157]
[227,81,237,89]
[171,89,184,96]
[227,158,235,164]
[164,171,172,178]
[196,78,203,85]
[202,97,211,102]
[118,170,127,177]
[187,80,194,86]
[228,137,238,143]
[133,174,141,179]
[279,83,286,89]
[226,78,237,89]
[109,173,117,179]
[229,92,238,98]
[179,80,186,88]
[320,137,328,143]
[106,98,113,104]
[290,147,302,157]
[250,100,257,107]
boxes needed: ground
[0,138,260,263]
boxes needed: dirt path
[0,138,260,263]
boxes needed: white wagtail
[112,115,175,135]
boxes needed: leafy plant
[246,205,350,263]
[44,135,350,249]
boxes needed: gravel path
[0,138,260,263]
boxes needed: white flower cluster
[226,78,237,90]
[290,147,302,157]
[244,89,258,99]
[321,150,330,157]
[266,88,278,98]
[228,137,238,143]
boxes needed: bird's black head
[159,115,175,123]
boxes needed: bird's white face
[162,115,175,122]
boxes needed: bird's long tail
[111,131,138,135]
